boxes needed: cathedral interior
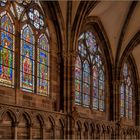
[0,0,140,139]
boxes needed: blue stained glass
[0,13,14,87]
[1,15,13,33]
[22,26,34,44]
[20,25,34,92]
[83,61,90,73]
[37,34,49,95]
[39,51,48,65]
[83,71,90,83]
[1,31,13,50]
[38,35,48,51]
[22,42,33,59]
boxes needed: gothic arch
[73,15,113,120]
[48,115,55,127]
[118,31,140,79]
[18,111,32,126]
[0,109,17,124]
[118,54,139,125]
[32,114,44,127]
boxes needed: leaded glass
[37,34,49,95]
[15,3,24,20]
[0,12,15,87]
[22,13,28,22]
[16,0,31,5]
[28,8,44,29]
[120,63,133,119]
[20,25,34,92]
[75,31,105,110]
[0,0,7,7]
[10,5,16,17]
[75,56,82,104]
[83,61,90,106]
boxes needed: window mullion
[81,64,83,106]
[15,22,20,91]
[90,65,93,109]
[34,35,37,94]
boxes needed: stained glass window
[0,1,50,95]
[37,34,49,95]
[75,56,82,104]
[28,8,44,29]
[0,0,7,7]
[20,24,35,92]
[83,61,90,107]
[120,63,133,119]
[15,3,24,20]
[75,31,105,111]
[0,12,15,87]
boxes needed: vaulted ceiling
[58,1,140,77]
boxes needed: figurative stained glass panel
[20,25,34,92]
[37,34,49,95]
[0,13,14,87]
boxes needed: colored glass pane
[1,14,13,33]
[78,43,86,57]
[37,34,49,95]
[75,31,105,111]
[28,8,44,29]
[83,93,90,106]
[0,13,14,87]
[20,25,34,92]
[120,63,133,119]
[15,3,24,20]
[0,0,7,7]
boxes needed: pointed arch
[120,61,134,119]
[75,29,106,111]
[20,24,35,92]
[0,11,15,87]
[37,33,49,95]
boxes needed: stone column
[14,122,18,140]
[29,125,32,140]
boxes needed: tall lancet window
[0,11,15,88]
[120,63,133,119]
[75,31,105,111]
[0,1,50,96]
